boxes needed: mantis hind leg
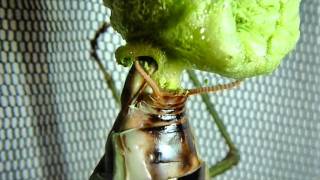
[187,70,240,178]
[90,22,120,104]
[90,22,122,180]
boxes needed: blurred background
[1,0,319,179]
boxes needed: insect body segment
[112,92,206,179]
[90,23,241,180]
[90,57,242,180]
[114,59,207,179]
[91,59,208,180]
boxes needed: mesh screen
[1,0,319,180]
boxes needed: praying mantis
[89,22,242,180]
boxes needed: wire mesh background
[1,0,319,180]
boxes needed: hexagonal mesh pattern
[1,1,319,180]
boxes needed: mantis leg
[90,22,120,104]
[187,70,240,178]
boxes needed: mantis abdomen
[90,60,208,179]
[112,94,205,179]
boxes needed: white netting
[1,1,319,180]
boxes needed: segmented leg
[90,22,120,104]
[187,70,240,178]
[187,80,241,96]
[134,60,241,98]
[134,60,165,98]
[135,62,241,177]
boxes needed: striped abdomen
[112,94,206,179]
[90,64,208,180]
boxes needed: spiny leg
[187,70,240,178]
[90,22,120,104]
